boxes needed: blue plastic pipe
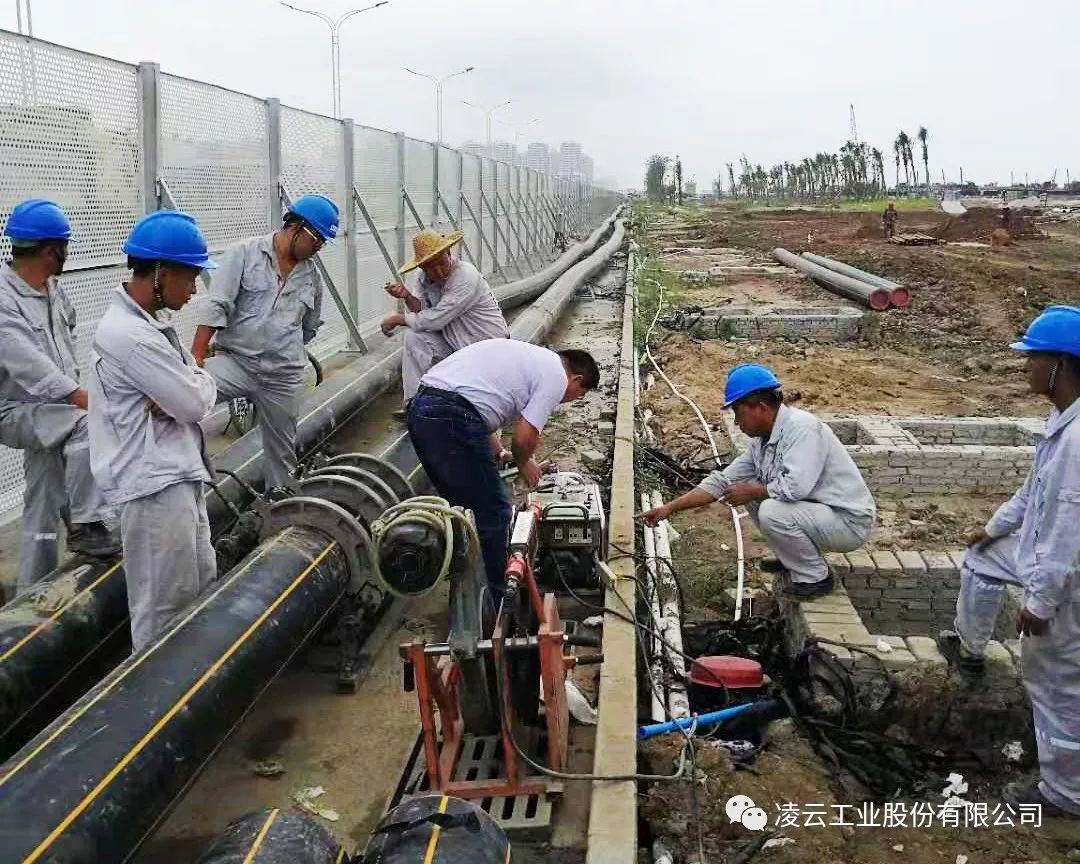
[638,701,758,740]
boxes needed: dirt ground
[640,722,1080,864]
[633,203,1080,861]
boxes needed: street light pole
[404,66,475,145]
[280,1,389,118]
[463,99,513,158]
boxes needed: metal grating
[396,734,554,839]
[353,125,399,329]
[435,145,460,234]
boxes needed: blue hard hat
[4,199,72,242]
[723,363,782,408]
[1010,306,1080,358]
[122,211,216,270]
[288,194,339,241]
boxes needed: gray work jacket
[405,259,509,350]
[698,404,876,527]
[190,233,323,381]
[88,288,217,506]
[0,262,80,405]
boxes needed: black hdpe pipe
[772,247,891,311]
[0,210,631,863]
[511,218,627,344]
[194,808,347,864]
[0,205,623,761]
[0,529,350,864]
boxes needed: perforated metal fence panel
[0,32,620,524]
[281,105,348,361]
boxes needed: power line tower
[849,104,859,144]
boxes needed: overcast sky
[6,0,1078,190]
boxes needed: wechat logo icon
[726,794,768,831]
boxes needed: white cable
[641,269,748,622]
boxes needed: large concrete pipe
[772,247,891,311]
[0,207,623,759]
[801,251,910,308]
[511,219,627,344]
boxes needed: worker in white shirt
[88,211,218,651]
[382,229,509,405]
[406,339,599,592]
[640,363,876,600]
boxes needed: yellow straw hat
[399,229,464,273]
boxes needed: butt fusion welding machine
[372,472,606,799]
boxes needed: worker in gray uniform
[0,199,117,592]
[937,306,1080,818]
[640,363,876,600]
[381,229,509,403]
[88,211,218,651]
[189,195,339,491]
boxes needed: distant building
[492,140,516,165]
[460,140,486,158]
[526,142,550,174]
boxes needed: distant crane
[849,104,859,144]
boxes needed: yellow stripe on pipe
[421,795,450,864]
[333,848,347,864]
[0,530,293,790]
[0,561,124,665]
[241,809,280,864]
[20,540,337,864]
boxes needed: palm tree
[644,155,669,201]
[871,148,886,195]
[726,162,736,197]
[895,131,912,188]
[917,126,929,190]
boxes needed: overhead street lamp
[510,117,541,151]
[280,1,390,119]
[404,66,475,145]
[462,99,513,158]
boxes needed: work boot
[1002,782,1079,819]
[67,522,121,558]
[758,557,784,573]
[937,629,985,676]
[392,408,407,422]
[782,575,835,601]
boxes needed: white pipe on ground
[650,489,689,720]
[641,492,667,724]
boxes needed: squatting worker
[881,202,899,239]
[0,199,118,592]
[189,195,339,490]
[88,211,218,652]
[941,306,1080,818]
[406,340,599,592]
[381,229,508,405]
[639,363,875,600]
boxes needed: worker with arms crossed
[189,195,338,491]
[0,199,118,593]
[88,212,219,651]
[381,229,509,407]
[640,363,875,600]
[405,339,599,593]
[939,306,1080,818]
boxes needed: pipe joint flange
[260,496,372,585]
[322,452,415,503]
[297,474,385,530]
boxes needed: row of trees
[644,154,685,203]
[714,126,932,201]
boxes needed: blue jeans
[406,391,511,593]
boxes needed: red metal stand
[400,554,569,799]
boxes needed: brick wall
[693,304,864,343]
